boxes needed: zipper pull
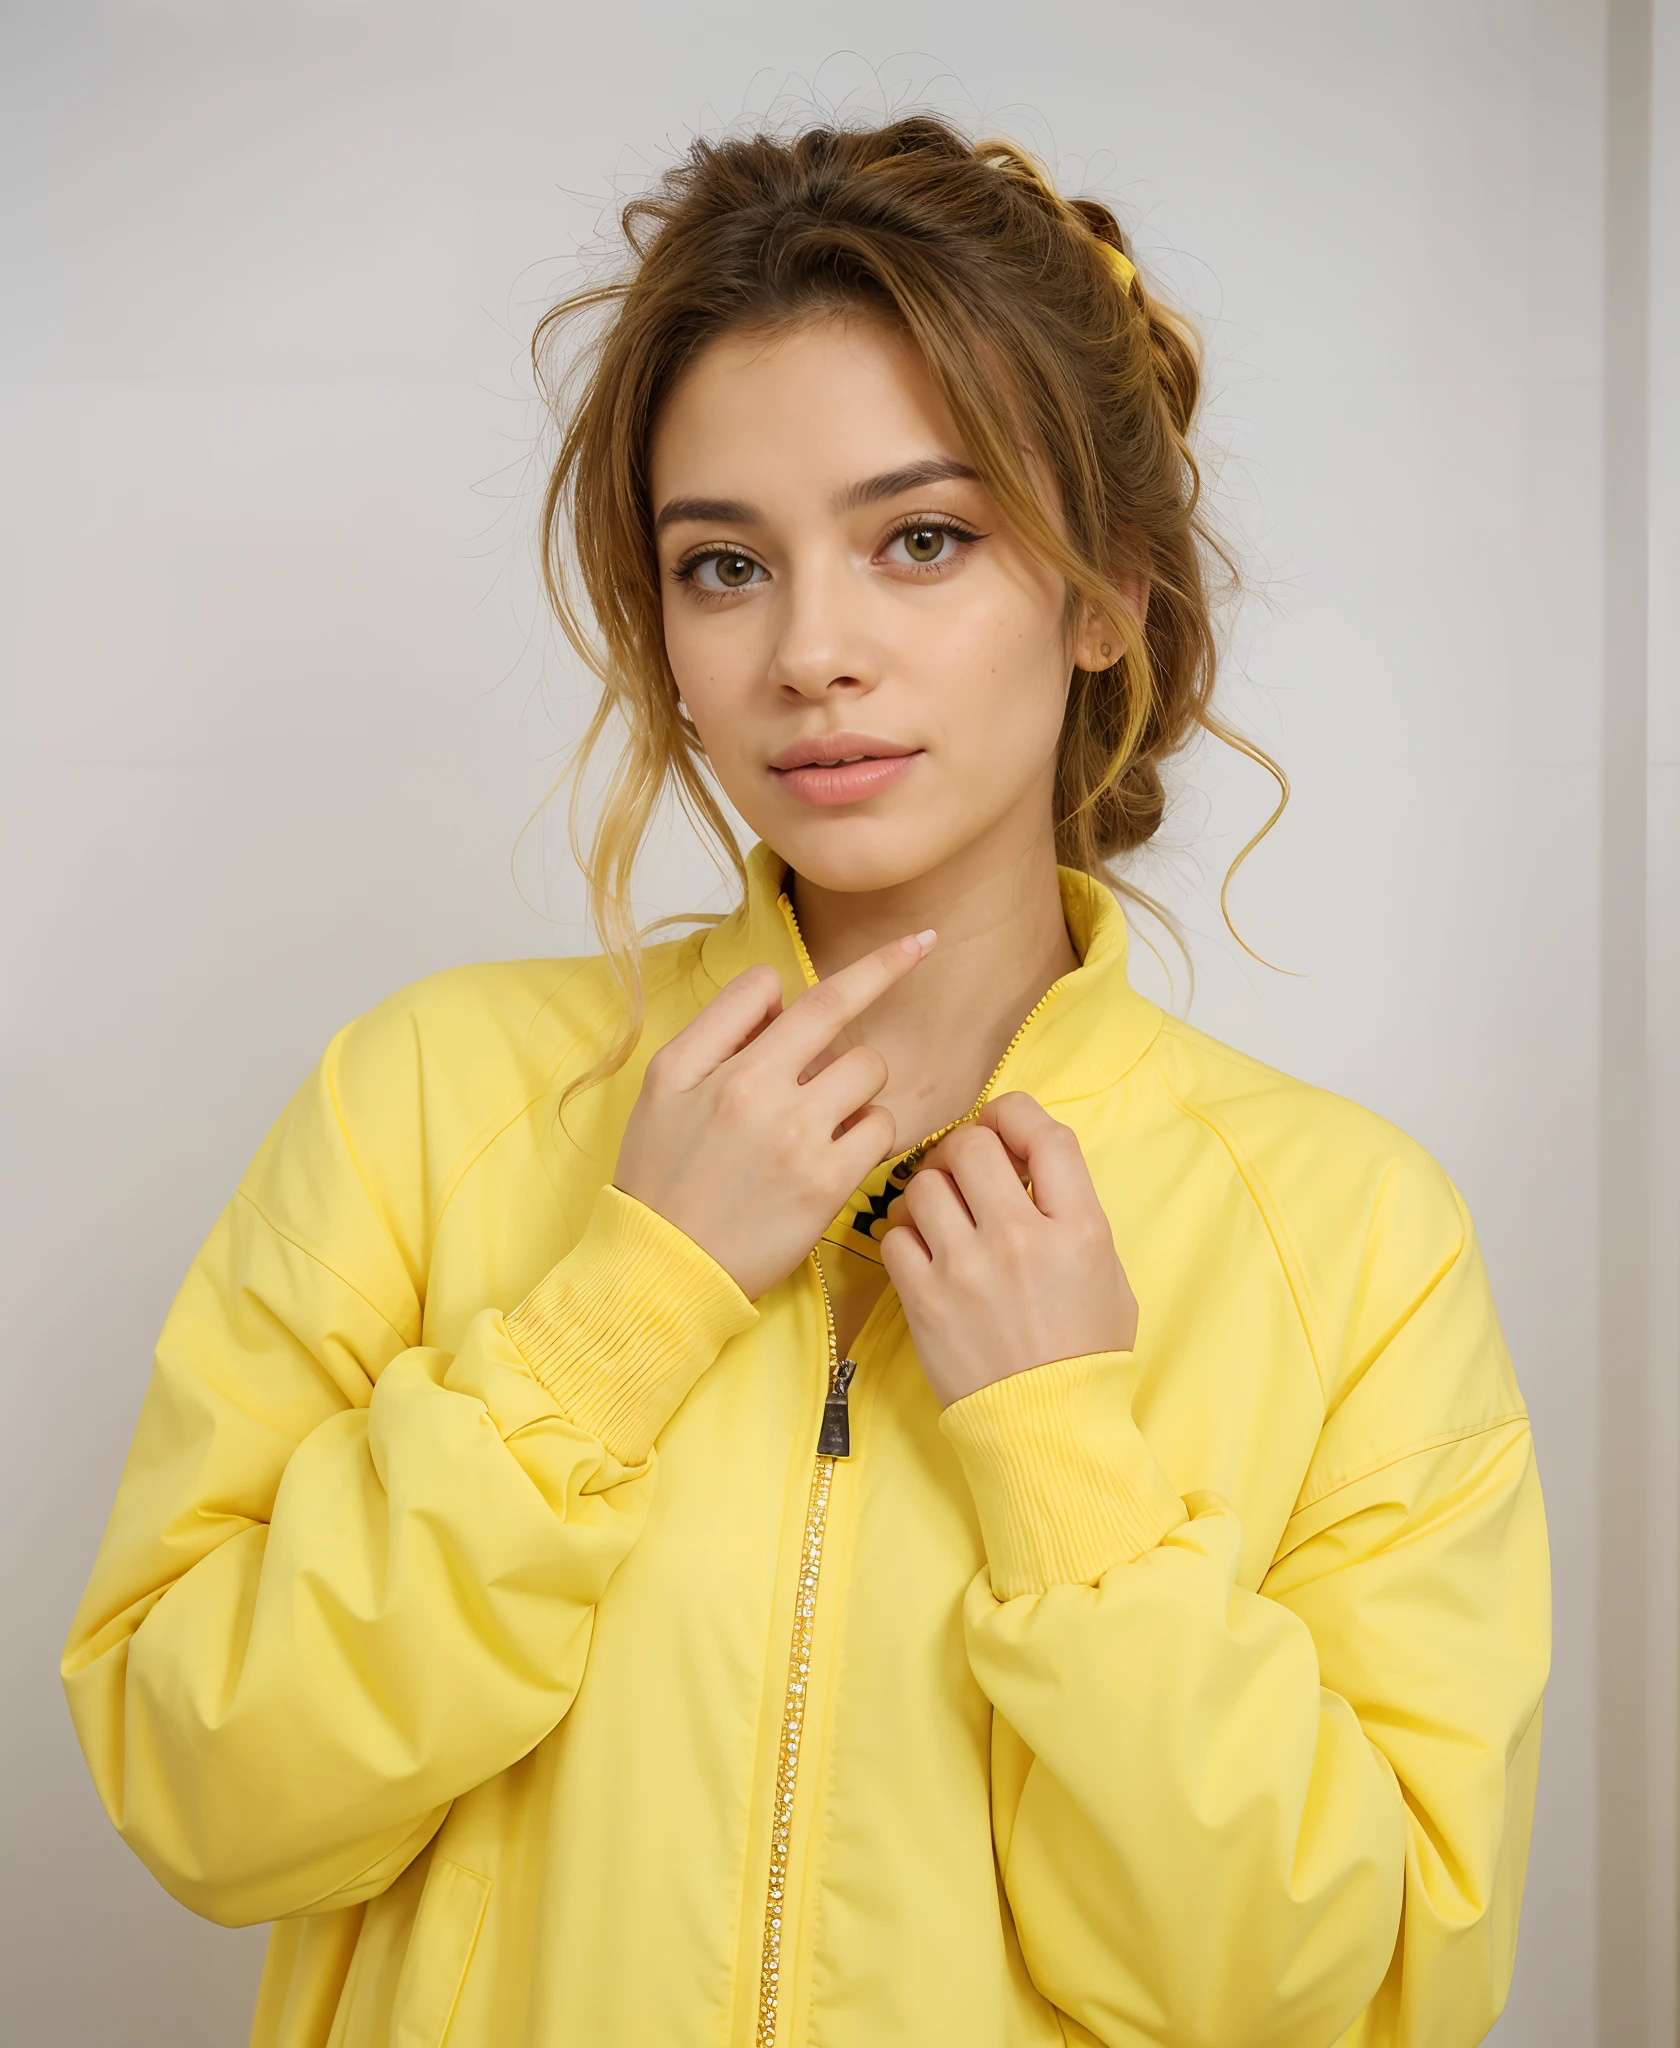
[816,1358,859,1458]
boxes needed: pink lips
[768,732,925,809]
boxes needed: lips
[767,732,925,809]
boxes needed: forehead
[648,314,970,502]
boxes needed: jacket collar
[698,841,1162,1118]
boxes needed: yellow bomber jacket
[63,843,1550,2048]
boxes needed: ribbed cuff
[939,1352,1185,1598]
[505,1185,757,1464]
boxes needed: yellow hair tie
[988,145,1138,297]
[1097,240,1138,296]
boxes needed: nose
[763,547,880,704]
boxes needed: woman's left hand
[880,1091,1139,1408]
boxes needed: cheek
[660,599,707,692]
[918,585,1070,760]
[662,603,760,739]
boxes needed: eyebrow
[652,457,982,535]
[653,494,758,534]
[835,457,981,511]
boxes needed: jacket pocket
[391,1857,492,2048]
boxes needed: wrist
[922,1321,1137,1408]
[610,1178,796,1302]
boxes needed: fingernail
[914,929,937,953]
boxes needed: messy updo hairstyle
[534,112,1282,1078]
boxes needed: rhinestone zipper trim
[755,1255,842,2048]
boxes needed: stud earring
[1099,642,1114,661]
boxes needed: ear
[1072,569,1150,672]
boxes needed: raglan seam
[1145,1023,1473,1419]
[320,960,620,1293]
[430,1080,573,1237]
[430,946,698,1241]
[525,950,630,1070]
[232,1187,419,1354]
[1147,1049,1330,1396]
[1030,1003,1168,1111]
[253,962,664,1364]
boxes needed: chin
[758,809,966,895]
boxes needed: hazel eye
[690,551,762,591]
[883,520,978,571]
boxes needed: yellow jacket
[64,844,1549,2048]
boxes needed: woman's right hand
[613,931,935,1301]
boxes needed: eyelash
[882,516,985,571]
[671,516,985,596]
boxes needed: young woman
[64,116,1549,2048]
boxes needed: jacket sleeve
[939,1177,1550,2048]
[61,1024,755,1930]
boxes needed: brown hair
[533,112,1283,1077]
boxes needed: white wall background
[1,3,1670,2043]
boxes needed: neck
[788,823,1079,1146]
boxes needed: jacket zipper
[756,1254,853,2048]
[753,906,1075,2045]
